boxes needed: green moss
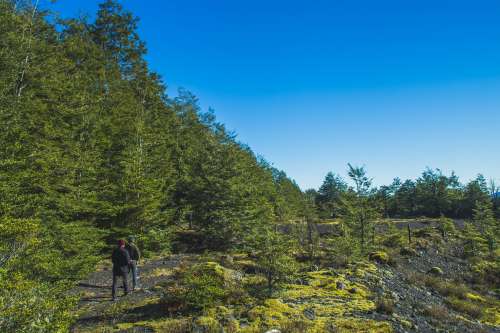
[279,268,376,325]
[466,292,485,302]
[351,262,378,278]
[247,298,300,327]
[283,270,370,301]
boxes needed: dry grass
[375,298,395,315]
[423,277,468,299]
[446,297,484,319]
[405,271,468,300]
[422,304,450,321]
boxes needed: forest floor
[71,224,500,333]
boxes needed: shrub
[183,264,227,311]
[0,275,78,333]
[326,234,361,267]
[249,229,298,296]
[382,233,404,248]
[471,260,500,286]
[138,227,171,256]
[161,262,245,313]
[437,216,456,240]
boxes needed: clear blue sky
[46,0,500,190]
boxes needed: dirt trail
[71,254,191,332]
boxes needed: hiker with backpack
[111,239,131,301]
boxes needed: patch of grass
[422,304,450,321]
[447,297,483,319]
[428,279,468,299]
[399,247,417,256]
[375,298,395,315]
[279,319,312,333]
[148,267,172,278]
[404,271,420,285]
[321,318,393,333]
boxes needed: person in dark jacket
[126,236,141,290]
[112,239,131,301]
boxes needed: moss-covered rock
[369,251,389,264]
[427,267,443,276]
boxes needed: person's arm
[125,248,131,265]
[135,244,141,262]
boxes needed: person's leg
[134,263,140,288]
[122,270,129,295]
[130,261,137,290]
[112,272,118,300]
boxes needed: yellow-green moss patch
[369,251,389,264]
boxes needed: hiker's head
[118,239,126,248]
[128,235,136,243]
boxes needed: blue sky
[46,0,500,189]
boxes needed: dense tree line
[314,168,499,220]
[0,1,306,331]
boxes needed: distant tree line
[311,168,500,220]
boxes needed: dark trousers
[129,260,139,289]
[112,268,129,299]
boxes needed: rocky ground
[361,250,499,333]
